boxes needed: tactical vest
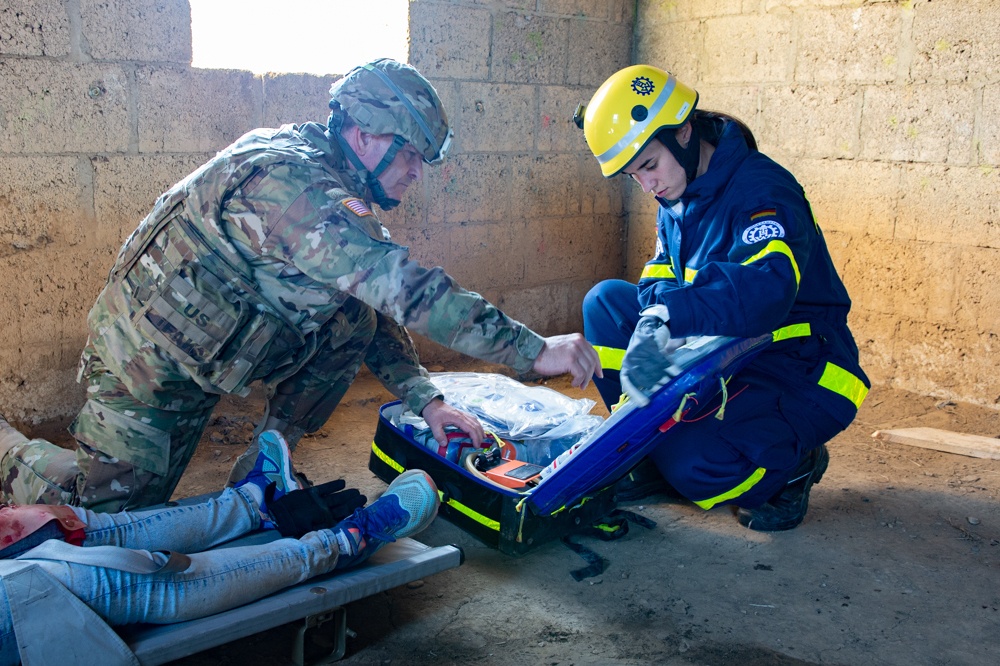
[101,126,353,396]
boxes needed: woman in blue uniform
[575,65,869,531]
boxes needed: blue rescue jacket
[638,120,869,426]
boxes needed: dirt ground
[74,363,1000,666]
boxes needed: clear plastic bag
[394,372,604,466]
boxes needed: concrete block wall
[389,0,633,368]
[0,0,632,423]
[632,0,1000,410]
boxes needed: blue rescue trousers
[583,279,846,510]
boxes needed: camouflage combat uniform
[1,122,544,511]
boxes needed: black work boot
[614,458,684,502]
[736,445,829,532]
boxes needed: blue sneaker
[234,430,302,529]
[332,470,439,569]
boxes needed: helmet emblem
[631,76,655,96]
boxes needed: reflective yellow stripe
[370,441,500,532]
[641,263,675,279]
[371,440,404,473]
[683,267,698,283]
[693,467,767,510]
[772,322,811,342]
[594,345,625,371]
[818,362,869,408]
[441,492,501,532]
[741,240,801,285]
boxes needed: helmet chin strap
[328,109,406,210]
[657,123,702,184]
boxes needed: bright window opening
[189,0,410,76]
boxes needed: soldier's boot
[736,445,829,532]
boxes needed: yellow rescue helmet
[575,65,699,177]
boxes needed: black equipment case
[369,335,771,556]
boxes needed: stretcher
[116,502,464,665]
[370,334,772,556]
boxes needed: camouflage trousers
[0,302,377,512]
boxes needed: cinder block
[92,154,213,245]
[910,1,1000,84]
[978,85,1000,165]
[859,84,976,165]
[625,195,659,281]
[891,318,996,407]
[758,85,862,159]
[846,309,896,388]
[523,214,625,284]
[465,0,535,10]
[609,0,635,24]
[702,15,793,84]
[453,81,535,153]
[697,85,761,131]
[493,282,576,336]
[446,219,528,290]
[425,152,515,224]
[792,158,898,240]
[81,0,191,63]
[0,156,87,253]
[635,20,703,82]
[896,164,1000,249]
[409,2,491,80]
[538,0,608,20]
[566,17,632,87]
[137,67,261,153]
[794,5,900,83]
[849,236,963,325]
[537,85,594,153]
[0,245,105,349]
[509,153,583,219]
[263,73,337,128]
[640,0,744,23]
[493,11,569,84]
[0,0,70,56]
[0,60,130,154]
[389,225,452,273]
[765,0,857,9]
[952,244,1000,333]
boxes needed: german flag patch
[750,208,777,222]
[341,197,373,218]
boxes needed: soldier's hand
[421,398,485,448]
[533,333,603,390]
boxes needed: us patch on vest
[742,208,785,244]
[341,197,373,218]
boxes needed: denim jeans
[0,488,341,666]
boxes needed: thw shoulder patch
[341,197,373,218]
[742,208,785,244]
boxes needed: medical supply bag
[368,334,771,556]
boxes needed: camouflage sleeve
[363,311,442,415]
[265,176,545,382]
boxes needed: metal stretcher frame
[115,498,463,665]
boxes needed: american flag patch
[750,208,777,221]
[341,197,373,217]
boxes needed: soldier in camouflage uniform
[0,59,601,512]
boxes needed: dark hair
[690,110,758,151]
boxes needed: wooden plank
[871,427,1000,460]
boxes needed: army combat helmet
[329,58,453,209]
[574,65,700,181]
